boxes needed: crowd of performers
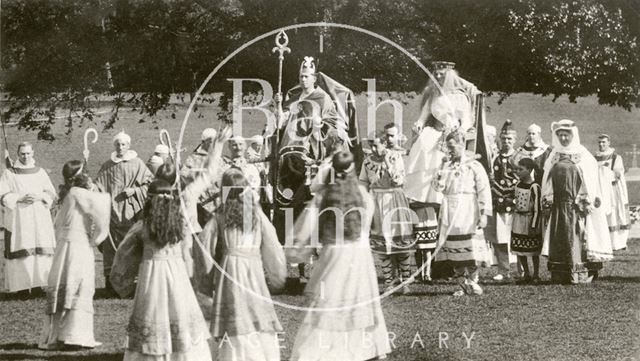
[0,58,631,360]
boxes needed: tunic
[359,150,414,255]
[595,150,630,251]
[287,186,391,361]
[95,151,153,276]
[39,187,110,349]
[510,182,542,256]
[545,154,595,283]
[434,156,492,268]
[0,164,56,292]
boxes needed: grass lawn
[0,93,638,360]
[0,239,638,361]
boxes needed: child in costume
[359,124,415,294]
[202,167,286,361]
[511,158,542,284]
[288,151,391,361]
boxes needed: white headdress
[201,128,217,141]
[527,123,542,133]
[113,130,131,144]
[154,144,169,154]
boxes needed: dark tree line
[1,0,638,139]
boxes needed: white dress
[116,223,212,361]
[287,186,391,361]
[38,187,110,349]
[201,208,286,361]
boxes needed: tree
[508,0,640,109]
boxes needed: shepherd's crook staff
[159,129,174,161]
[83,128,99,164]
[270,30,291,219]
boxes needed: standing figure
[594,134,630,251]
[116,179,212,361]
[273,56,350,161]
[39,160,110,350]
[510,158,542,284]
[0,142,56,294]
[433,131,492,296]
[181,128,220,224]
[288,151,391,361]
[405,61,481,281]
[542,120,613,284]
[514,123,552,185]
[204,168,286,361]
[359,124,415,294]
[486,120,518,282]
[95,131,153,293]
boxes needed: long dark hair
[143,179,185,247]
[220,167,259,230]
[58,160,91,203]
[319,151,365,239]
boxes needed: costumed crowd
[0,59,631,361]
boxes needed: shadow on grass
[404,290,456,297]
[0,292,45,302]
[0,353,123,360]
[0,343,38,350]
[597,276,640,283]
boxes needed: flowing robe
[201,208,285,361]
[280,86,341,161]
[542,152,613,283]
[95,152,153,278]
[39,187,110,349]
[0,166,56,292]
[595,150,630,250]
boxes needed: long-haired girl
[39,160,110,350]
[288,151,391,361]
[203,167,286,361]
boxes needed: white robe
[595,149,630,250]
[0,165,56,292]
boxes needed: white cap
[154,144,169,154]
[201,128,217,141]
[527,123,542,133]
[113,130,131,144]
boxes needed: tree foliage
[1,0,638,139]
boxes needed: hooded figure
[541,119,613,284]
